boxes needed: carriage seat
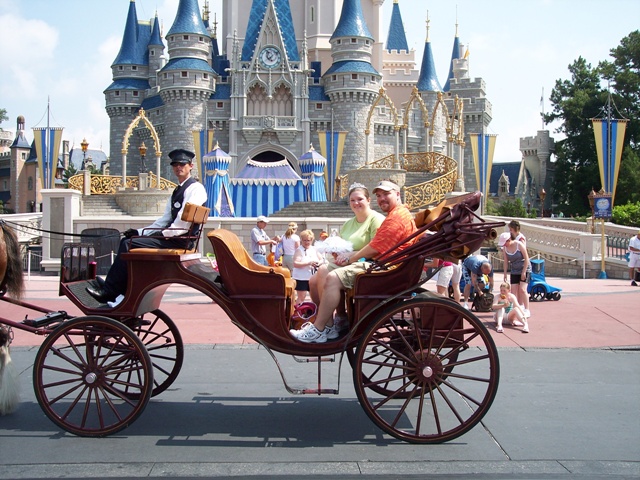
[346,255,425,322]
[207,229,296,298]
[129,203,210,255]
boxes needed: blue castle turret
[386,0,409,52]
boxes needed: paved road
[0,275,639,478]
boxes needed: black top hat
[168,148,195,165]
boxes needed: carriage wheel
[33,316,153,437]
[552,292,561,301]
[122,310,184,398]
[352,295,500,444]
[530,285,546,302]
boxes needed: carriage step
[292,355,335,363]
[22,311,68,327]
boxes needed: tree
[545,57,603,216]
[545,31,640,214]
[63,162,78,186]
[0,108,7,125]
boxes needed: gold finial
[213,12,218,38]
[426,11,430,42]
[202,0,210,22]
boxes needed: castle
[105,0,492,200]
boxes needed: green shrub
[612,202,640,227]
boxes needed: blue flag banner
[469,133,497,198]
[192,129,215,180]
[33,127,63,189]
[317,131,348,200]
[592,118,628,202]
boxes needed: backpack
[472,292,494,312]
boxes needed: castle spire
[149,11,163,47]
[241,0,300,63]
[386,0,409,52]
[331,0,374,41]
[167,0,209,36]
[112,0,140,65]
[443,18,461,92]
[417,13,442,92]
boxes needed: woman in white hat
[498,231,532,319]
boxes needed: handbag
[291,302,317,330]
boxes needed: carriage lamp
[80,138,89,170]
[539,188,546,217]
[139,142,148,174]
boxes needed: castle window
[216,102,223,109]
[351,38,357,44]
[131,66,137,71]
[183,35,189,41]
[181,71,188,78]
[310,6,314,23]
[352,74,358,80]
[336,39,341,45]
[316,103,323,110]
[163,73,168,79]
[115,91,120,96]
[365,40,370,46]
[151,50,155,56]
[3,180,7,190]
[203,73,209,79]
[133,91,139,97]
[118,66,123,71]
[21,152,26,160]
[199,36,204,42]
[28,177,33,191]
[332,75,337,81]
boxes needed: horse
[0,221,22,414]
[0,220,24,300]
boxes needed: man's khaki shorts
[334,262,372,289]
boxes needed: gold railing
[67,173,176,195]
[338,152,458,210]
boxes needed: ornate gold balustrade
[338,151,458,210]
[67,173,176,195]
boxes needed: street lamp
[80,138,89,170]
[139,141,147,174]
[539,188,546,218]
[588,188,596,234]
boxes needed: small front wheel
[33,316,153,437]
[352,294,500,444]
[530,285,546,302]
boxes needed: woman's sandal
[496,326,504,333]
[522,325,529,333]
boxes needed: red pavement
[4,273,639,349]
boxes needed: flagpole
[330,107,335,201]
[46,97,50,190]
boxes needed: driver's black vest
[168,177,199,236]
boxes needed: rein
[0,219,122,239]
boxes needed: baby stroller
[528,258,561,301]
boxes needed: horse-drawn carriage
[0,192,503,444]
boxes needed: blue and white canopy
[202,143,235,217]
[298,145,328,202]
[231,158,307,217]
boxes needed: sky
[0,0,638,164]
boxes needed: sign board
[593,194,612,219]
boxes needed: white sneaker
[290,322,327,343]
[524,309,531,318]
[325,324,340,340]
[463,303,470,310]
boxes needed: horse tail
[0,222,24,299]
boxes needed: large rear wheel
[33,316,153,437]
[352,295,499,444]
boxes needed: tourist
[251,215,279,266]
[628,230,640,286]
[462,255,493,309]
[292,229,324,304]
[291,181,416,343]
[279,222,300,271]
[492,282,529,333]
[498,231,532,317]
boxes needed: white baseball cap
[257,215,269,223]
[497,232,510,247]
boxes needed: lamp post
[587,188,596,234]
[139,141,147,174]
[539,188,546,218]
[80,138,89,171]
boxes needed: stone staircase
[81,195,127,216]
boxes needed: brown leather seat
[130,203,210,255]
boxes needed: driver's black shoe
[86,285,116,303]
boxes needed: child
[492,282,529,333]
[292,230,324,305]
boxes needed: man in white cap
[628,230,640,286]
[251,215,278,265]
[86,148,207,303]
[291,180,416,343]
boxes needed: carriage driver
[86,149,207,304]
